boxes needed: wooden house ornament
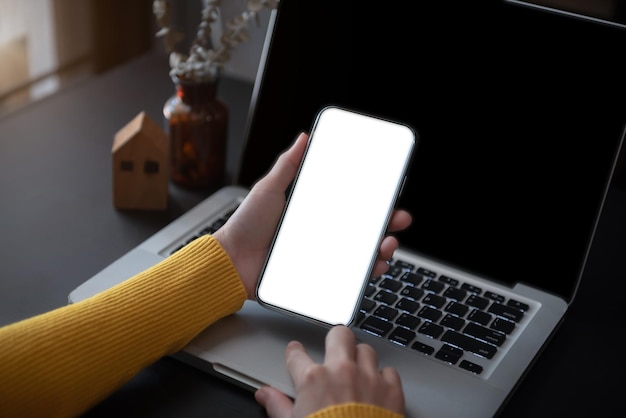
[112,111,169,210]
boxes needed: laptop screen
[237,0,626,302]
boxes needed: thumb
[255,386,294,418]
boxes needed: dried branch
[153,0,279,82]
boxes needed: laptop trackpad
[174,300,505,418]
[175,300,328,397]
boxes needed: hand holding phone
[256,106,416,326]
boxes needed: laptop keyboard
[355,260,530,376]
[172,204,533,378]
[169,207,238,255]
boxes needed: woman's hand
[255,325,405,418]
[213,132,413,300]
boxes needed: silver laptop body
[69,183,566,418]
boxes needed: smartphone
[255,106,416,327]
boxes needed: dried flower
[154,0,279,82]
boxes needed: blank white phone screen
[256,106,415,326]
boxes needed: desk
[1,52,625,417]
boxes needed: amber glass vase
[163,76,228,189]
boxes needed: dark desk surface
[1,52,625,417]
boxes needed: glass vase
[163,76,228,189]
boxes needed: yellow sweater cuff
[307,402,404,418]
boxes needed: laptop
[69,1,626,417]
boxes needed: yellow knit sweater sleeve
[0,235,402,418]
[0,235,246,418]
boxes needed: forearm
[0,235,246,418]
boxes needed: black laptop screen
[237,0,626,302]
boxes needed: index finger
[285,339,315,386]
[323,325,357,366]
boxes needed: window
[144,160,160,174]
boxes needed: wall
[91,0,152,73]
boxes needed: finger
[258,132,309,192]
[371,236,399,278]
[285,340,315,385]
[378,235,399,262]
[355,342,380,372]
[323,325,356,365]
[372,261,390,279]
[387,209,412,233]
[380,367,406,414]
[380,366,403,388]
[255,386,294,418]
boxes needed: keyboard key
[199,226,217,235]
[438,275,459,286]
[441,330,497,359]
[467,309,492,326]
[400,271,424,286]
[459,360,483,374]
[359,298,376,313]
[210,217,227,230]
[396,297,420,314]
[418,321,444,338]
[417,306,442,322]
[396,313,421,329]
[389,327,416,346]
[464,322,506,346]
[435,344,463,364]
[185,235,200,245]
[411,341,435,355]
[364,285,377,297]
[443,287,467,302]
[379,277,403,292]
[461,283,482,294]
[422,294,446,309]
[489,302,524,322]
[369,275,383,285]
[484,291,505,303]
[354,311,365,324]
[422,279,445,294]
[373,305,399,321]
[491,317,515,334]
[440,314,465,331]
[360,316,393,337]
[400,286,425,300]
[374,290,398,305]
[386,264,407,279]
[507,299,530,312]
[466,294,489,310]
[445,301,469,317]
[416,267,437,278]
[394,260,415,271]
